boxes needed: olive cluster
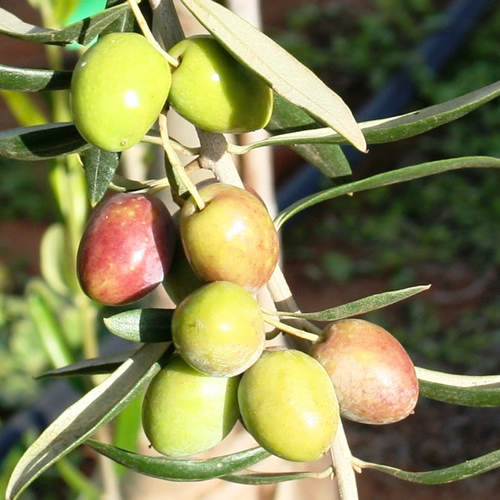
[71,33,273,152]
[73,32,419,463]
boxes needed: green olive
[71,33,171,152]
[238,349,339,462]
[168,35,273,133]
[172,281,265,377]
[142,356,240,457]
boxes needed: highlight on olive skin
[77,193,175,306]
[310,319,419,425]
[168,35,273,134]
[71,33,171,152]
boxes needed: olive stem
[227,143,252,155]
[158,113,206,210]
[330,419,359,499]
[263,315,320,343]
[127,0,179,67]
[143,133,201,156]
[109,175,170,193]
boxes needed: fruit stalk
[263,315,320,343]
[158,113,206,210]
[128,0,179,66]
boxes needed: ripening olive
[310,319,419,425]
[142,356,240,457]
[180,183,279,293]
[172,281,265,377]
[71,33,171,152]
[168,35,273,133]
[77,193,175,305]
[238,349,339,462]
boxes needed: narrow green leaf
[275,285,430,322]
[180,0,366,152]
[415,367,500,387]
[275,157,500,228]
[6,343,170,500]
[0,64,72,92]
[86,439,271,482]
[0,3,129,46]
[27,287,73,369]
[0,122,89,161]
[104,308,174,343]
[356,448,500,484]
[35,349,139,379]
[241,81,500,152]
[268,94,351,178]
[82,147,120,206]
[1,91,48,126]
[100,4,137,36]
[416,367,500,407]
[40,223,70,296]
[113,395,143,476]
[224,468,332,485]
[419,380,500,407]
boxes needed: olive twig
[127,0,179,67]
[110,174,170,193]
[170,138,200,157]
[158,113,205,210]
[143,133,201,156]
[226,143,251,155]
[350,457,365,474]
[330,419,359,499]
[262,315,320,343]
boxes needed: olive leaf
[86,439,271,481]
[0,64,72,92]
[6,343,170,500]
[416,367,500,407]
[223,468,332,485]
[101,1,137,36]
[82,147,120,206]
[355,448,500,484]
[26,286,73,369]
[40,223,71,296]
[0,122,89,161]
[35,349,139,379]
[274,285,430,322]
[1,90,48,126]
[103,308,174,343]
[275,156,500,228]
[0,3,129,46]
[267,94,351,178]
[239,81,500,152]
[180,0,366,152]
[112,396,143,476]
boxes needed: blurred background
[1,0,499,498]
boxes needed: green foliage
[0,159,56,221]
[275,0,441,90]
[1,0,500,498]
[0,295,46,409]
